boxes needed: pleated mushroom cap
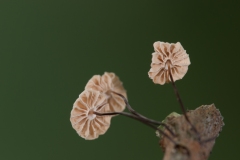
[85,72,127,112]
[70,90,111,140]
[148,41,190,85]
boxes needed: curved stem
[200,136,217,144]
[94,111,176,145]
[112,91,147,117]
[112,91,175,136]
[168,71,199,138]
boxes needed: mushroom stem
[94,111,176,145]
[200,135,218,144]
[168,70,199,138]
[111,91,176,137]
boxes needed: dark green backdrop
[0,1,239,160]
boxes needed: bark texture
[159,104,224,160]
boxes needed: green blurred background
[0,1,239,160]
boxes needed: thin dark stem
[94,111,177,145]
[146,121,177,145]
[112,92,161,124]
[168,71,199,137]
[95,111,136,118]
[112,91,175,137]
[200,136,217,144]
[112,91,141,115]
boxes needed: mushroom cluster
[70,41,191,140]
[70,72,127,140]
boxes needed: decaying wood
[159,104,224,160]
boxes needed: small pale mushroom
[148,41,190,85]
[70,90,111,140]
[85,72,127,112]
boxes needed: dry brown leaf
[159,104,224,160]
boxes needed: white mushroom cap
[85,72,127,112]
[148,41,190,85]
[70,90,111,140]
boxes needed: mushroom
[148,41,190,85]
[70,90,111,140]
[85,72,127,112]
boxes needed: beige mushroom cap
[70,90,111,140]
[148,41,190,85]
[85,72,127,112]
